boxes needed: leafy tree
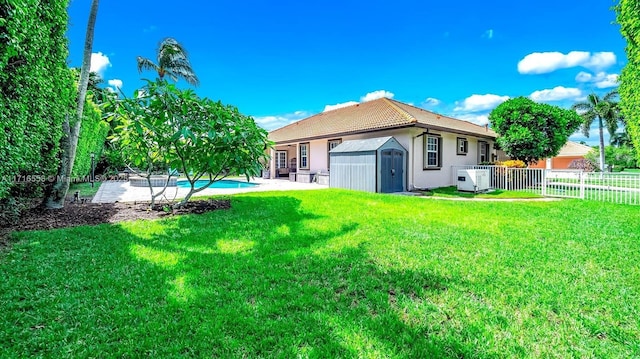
[585,145,637,170]
[112,80,270,208]
[0,0,75,223]
[617,0,640,165]
[137,38,199,86]
[45,0,100,208]
[571,91,620,172]
[489,97,582,165]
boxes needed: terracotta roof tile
[269,98,496,143]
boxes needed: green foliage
[572,91,620,172]
[112,79,271,206]
[137,38,199,86]
[617,0,640,165]
[0,0,74,213]
[489,97,582,165]
[585,145,638,170]
[71,96,109,178]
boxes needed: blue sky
[67,0,625,145]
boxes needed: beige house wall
[273,127,495,190]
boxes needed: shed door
[381,150,404,193]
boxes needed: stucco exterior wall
[273,126,495,190]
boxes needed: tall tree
[44,0,100,208]
[137,38,199,86]
[489,97,581,165]
[616,0,640,165]
[571,90,620,172]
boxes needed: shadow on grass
[1,195,497,358]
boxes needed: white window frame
[478,141,489,163]
[424,135,441,169]
[299,143,309,170]
[327,139,342,169]
[275,151,287,169]
[457,137,468,155]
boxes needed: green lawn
[68,181,101,199]
[2,190,639,358]
[428,186,543,199]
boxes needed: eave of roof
[268,97,496,144]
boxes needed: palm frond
[137,56,160,74]
[603,89,619,102]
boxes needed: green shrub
[0,0,74,221]
[72,97,109,178]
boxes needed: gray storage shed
[329,136,407,193]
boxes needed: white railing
[451,165,640,205]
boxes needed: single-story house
[528,141,593,169]
[267,97,497,190]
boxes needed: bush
[72,97,109,179]
[0,0,75,221]
[496,160,526,168]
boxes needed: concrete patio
[91,178,328,203]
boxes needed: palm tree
[45,0,100,208]
[137,38,199,86]
[572,90,620,172]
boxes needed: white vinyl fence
[451,165,640,205]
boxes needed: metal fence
[451,165,640,205]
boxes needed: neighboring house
[267,98,497,190]
[528,141,593,169]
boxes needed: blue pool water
[176,179,258,189]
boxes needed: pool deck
[91,178,328,204]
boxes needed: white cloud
[454,94,510,112]
[575,71,619,88]
[569,127,608,147]
[596,74,619,88]
[322,89,395,113]
[517,51,616,74]
[483,29,494,39]
[254,111,310,131]
[323,101,358,112]
[90,52,111,76]
[575,71,593,82]
[456,113,490,126]
[529,86,582,102]
[107,79,123,92]
[360,90,394,102]
[422,97,441,107]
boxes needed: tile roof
[268,98,496,143]
[557,141,593,157]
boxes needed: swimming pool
[176,179,258,189]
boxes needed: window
[478,141,490,163]
[423,135,441,169]
[299,143,309,169]
[327,139,342,169]
[457,137,468,155]
[275,151,287,169]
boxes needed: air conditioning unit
[457,169,490,192]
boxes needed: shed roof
[269,98,496,143]
[330,136,399,153]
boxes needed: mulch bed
[0,199,230,250]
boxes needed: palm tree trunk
[598,116,606,172]
[44,0,100,208]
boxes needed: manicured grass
[428,186,543,199]
[68,181,101,199]
[1,190,639,357]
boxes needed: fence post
[579,171,585,199]
[541,169,547,197]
